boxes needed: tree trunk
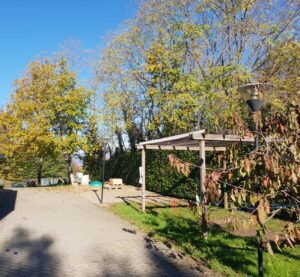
[115,128,124,153]
[66,155,72,184]
[108,145,112,157]
[257,230,264,277]
[37,158,43,186]
[127,128,137,152]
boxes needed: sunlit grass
[110,202,300,277]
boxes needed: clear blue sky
[0,0,137,107]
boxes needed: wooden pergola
[137,130,255,212]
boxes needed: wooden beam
[138,130,205,146]
[137,145,226,152]
[192,133,255,143]
[141,148,146,212]
[199,140,206,199]
[158,139,199,147]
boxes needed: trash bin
[90,181,102,187]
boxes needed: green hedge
[103,152,140,185]
[102,150,201,199]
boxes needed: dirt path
[0,188,204,277]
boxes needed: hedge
[101,150,202,200]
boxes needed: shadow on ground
[101,249,198,277]
[119,200,260,276]
[146,206,257,276]
[0,228,60,277]
[0,189,17,220]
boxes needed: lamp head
[238,83,273,112]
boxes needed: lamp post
[238,82,272,277]
[100,137,110,204]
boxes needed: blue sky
[0,0,137,107]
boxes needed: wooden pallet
[104,178,123,190]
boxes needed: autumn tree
[82,115,102,179]
[0,62,57,184]
[202,98,300,275]
[95,0,299,146]
[46,59,90,182]
[0,59,90,184]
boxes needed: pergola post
[200,140,208,239]
[141,148,146,212]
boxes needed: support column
[223,159,228,209]
[142,148,146,212]
[200,140,208,239]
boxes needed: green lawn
[110,202,300,277]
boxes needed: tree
[82,115,102,180]
[0,59,90,184]
[95,0,300,146]
[0,153,68,182]
[0,61,57,184]
[46,59,90,183]
[204,99,300,276]
[260,40,300,107]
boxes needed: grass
[110,202,300,277]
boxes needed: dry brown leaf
[266,242,274,255]
[257,199,267,225]
[275,235,282,252]
[244,158,251,175]
[262,176,270,188]
[251,215,257,225]
[289,235,295,243]
[293,228,300,240]
[211,171,221,182]
[264,199,271,215]
[231,193,236,202]
[285,235,295,248]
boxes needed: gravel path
[0,188,204,277]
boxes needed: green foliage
[260,40,300,108]
[101,149,260,200]
[42,156,68,178]
[92,152,141,184]
[48,59,91,158]
[82,116,102,180]
[146,150,200,199]
[111,202,300,277]
[101,150,200,199]
[0,154,67,181]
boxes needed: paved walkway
[0,188,203,277]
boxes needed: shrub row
[102,150,201,199]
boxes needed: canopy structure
[137,130,255,212]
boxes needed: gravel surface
[0,188,205,277]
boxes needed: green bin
[90,181,102,187]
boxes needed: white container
[81,175,89,186]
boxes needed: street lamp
[238,82,272,277]
[100,137,110,204]
[238,82,273,148]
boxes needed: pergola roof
[137,130,255,151]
